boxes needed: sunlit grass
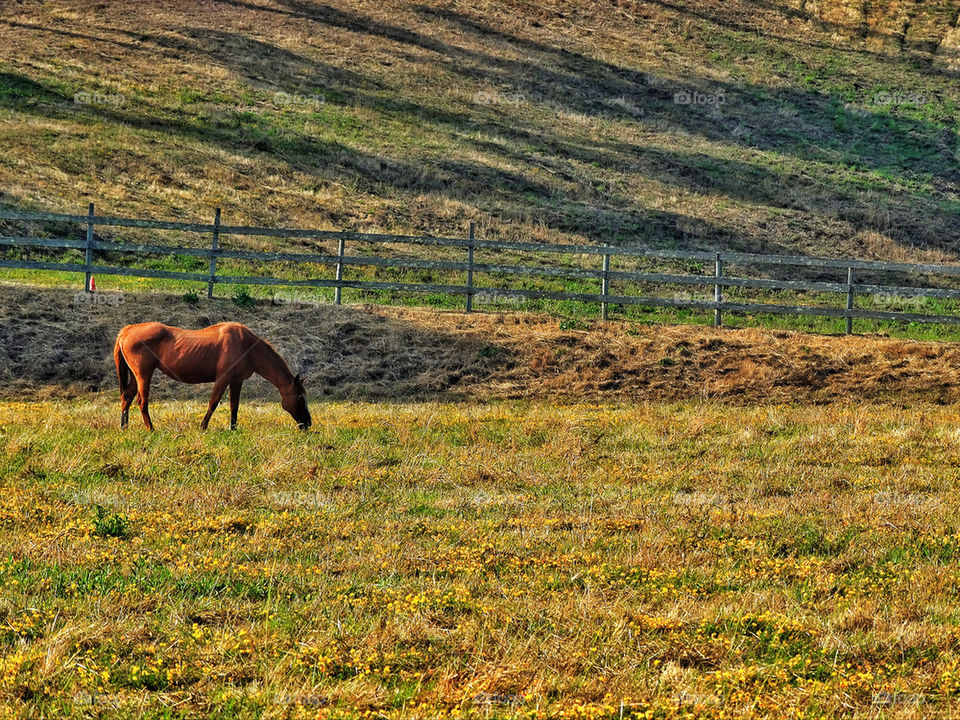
[3,397,960,717]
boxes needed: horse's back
[120,322,255,343]
[184,322,259,350]
[117,322,260,383]
[118,321,174,346]
[207,322,257,338]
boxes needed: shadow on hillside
[228,0,959,250]
[646,0,958,59]
[0,284,510,402]
[2,67,739,253]
[417,7,958,171]
[1,1,958,258]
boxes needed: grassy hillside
[6,398,960,717]
[1,0,959,263]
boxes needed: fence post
[334,235,346,305]
[84,202,94,293]
[601,248,611,321]
[713,251,722,328]
[465,222,475,313]
[846,267,854,335]
[207,207,221,299]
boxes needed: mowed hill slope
[0,0,958,262]
[5,284,960,404]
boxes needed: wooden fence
[3,205,960,331]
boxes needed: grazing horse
[113,322,311,430]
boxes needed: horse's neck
[253,342,294,392]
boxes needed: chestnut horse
[113,322,311,430]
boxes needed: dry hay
[2,284,960,404]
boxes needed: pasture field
[2,397,960,718]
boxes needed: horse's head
[281,374,312,429]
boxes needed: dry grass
[4,398,960,717]
[5,284,960,409]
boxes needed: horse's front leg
[229,381,243,430]
[201,378,230,430]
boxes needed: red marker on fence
[90,276,96,292]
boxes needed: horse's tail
[114,332,131,392]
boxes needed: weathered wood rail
[3,205,960,330]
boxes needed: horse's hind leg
[228,381,243,430]
[201,378,229,430]
[120,381,137,428]
[136,368,155,431]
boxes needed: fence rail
[2,206,960,330]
